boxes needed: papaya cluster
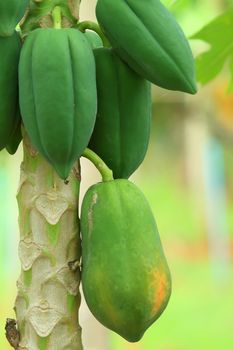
[82,0,196,341]
[0,0,197,342]
[0,0,197,178]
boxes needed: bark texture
[14,135,82,350]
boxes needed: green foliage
[81,179,171,342]
[89,48,151,179]
[191,7,233,91]
[0,32,21,151]
[19,28,97,179]
[96,0,197,93]
[0,0,29,36]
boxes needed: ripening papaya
[96,0,197,94]
[0,0,29,37]
[19,28,97,179]
[84,30,103,49]
[0,32,21,151]
[81,179,172,342]
[89,48,151,179]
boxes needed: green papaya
[81,179,171,342]
[6,108,22,155]
[89,48,151,179]
[0,0,29,37]
[96,0,196,94]
[84,30,103,49]
[0,32,21,151]
[19,28,97,179]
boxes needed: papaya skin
[19,28,97,179]
[0,0,29,37]
[96,0,197,94]
[81,179,172,342]
[6,108,22,155]
[89,48,151,179]
[0,32,21,151]
[84,30,103,49]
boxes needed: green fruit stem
[20,0,81,35]
[52,6,62,29]
[82,148,114,182]
[78,21,110,47]
[14,133,83,350]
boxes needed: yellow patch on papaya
[150,269,170,316]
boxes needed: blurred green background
[1,0,233,349]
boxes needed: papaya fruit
[96,0,197,94]
[84,30,103,49]
[89,48,151,179]
[0,0,29,37]
[6,108,22,155]
[81,179,171,342]
[0,32,21,151]
[19,28,97,179]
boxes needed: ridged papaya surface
[0,0,29,37]
[19,28,97,179]
[89,48,151,179]
[96,0,196,94]
[0,32,21,151]
[81,179,171,342]
[85,30,103,49]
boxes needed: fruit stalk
[20,0,81,34]
[82,148,113,182]
[13,133,83,350]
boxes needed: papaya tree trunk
[5,1,84,348]
[13,134,83,350]
[5,0,85,350]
